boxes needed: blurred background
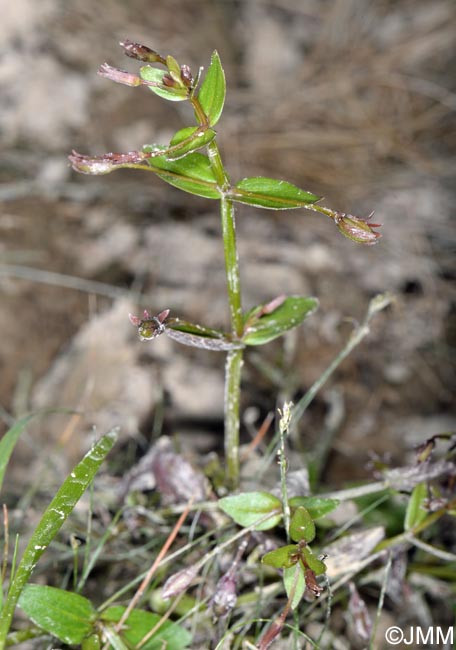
[1,0,455,484]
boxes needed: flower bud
[304,568,324,597]
[119,40,165,65]
[129,308,169,341]
[98,63,142,87]
[162,566,198,599]
[162,73,179,88]
[180,64,193,87]
[69,150,145,175]
[68,151,114,175]
[334,212,381,245]
[211,574,237,619]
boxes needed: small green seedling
[219,491,339,607]
[262,506,327,606]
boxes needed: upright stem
[204,139,243,336]
[219,195,243,335]
[224,349,243,488]
[219,192,243,488]
[204,137,244,487]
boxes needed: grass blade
[0,415,35,494]
[0,429,117,648]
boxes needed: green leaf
[404,482,428,531]
[243,296,318,345]
[230,177,320,210]
[218,491,282,531]
[167,126,216,160]
[166,55,182,78]
[83,633,102,650]
[167,318,228,339]
[198,50,225,126]
[0,411,80,494]
[301,546,327,575]
[288,496,340,520]
[22,430,117,555]
[0,431,117,647]
[283,564,306,610]
[140,65,188,101]
[166,317,242,351]
[18,585,95,645]
[262,545,298,569]
[101,606,191,650]
[143,146,221,199]
[289,507,316,543]
[0,414,35,493]
[166,321,243,351]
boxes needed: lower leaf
[18,585,95,645]
[283,565,306,610]
[218,491,283,531]
[101,606,191,650]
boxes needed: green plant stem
[219,188,243,489]
[258,294,393,482]
[292,293,393,425]
[204,135,244,487]
[219,196,243,335]
[291,320,369,424]
[370,551,392,650]
[278,404,293,542]
[224,350,243,489]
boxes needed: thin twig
[0,264,128,299]
[241,411,274,462]
[114,495,195,633]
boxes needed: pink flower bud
[129,308,170,341]
[119,40,165,65]
[334,211,382,245]
[98,63,142,87]
[68,151,114,175]
[180,65,193,87]
[162,73,179,88]
[162,566,199,599]
[211,574,237,619]
[68,150,146,175]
